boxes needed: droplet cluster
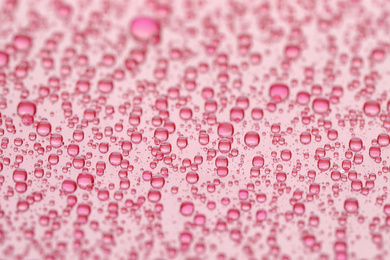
[0,0,389,259]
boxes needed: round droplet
[14,35,32,51]
[109,152,123,166]
[344,198,359,213]
[230,107,244,122]
[363,100,380,117]
[13,169,27,182]
[180,202,194,216]
[77,173,94,190]
[36,120,52,137]
[300,132,311,144]
[269,83,289,103]
[130,16,160,43]
[377,133,390,147]
[186,172,199,184]
[256,210,267,221]
[62,180,77,193]
[227,208,240,221]
[179,107,193,120]
[217,122,234,138]
[312,98,329,114]
[154,127,169,141]
[17,101,36,116]
[0,51,9,67]
[349,137,363,152]
[98,80,114,94]
[281,150,292,161]
[317,157,331,171]
[251,108,264,120]
[244,131,260,148]
[147,190,161,203]
[296,91,310,105]
[285,45,301,59]
[151,175,165,189]
[293,203,305,216]
[67,144,80,157]
[50,134,63,148]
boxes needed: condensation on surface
[0,0,390,259]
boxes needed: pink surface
[0,0,390,259]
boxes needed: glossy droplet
[217,122,234,138]
[383,204,390,216]
[150,175,165,189]
[98,80,114,94]
[17,200,29,212]
[252,156,264,167]
[293,203,305,216]
[218,139,231,154]
[256,209,267,221]
[300,132,311,144]
[0,51,9,67]
[285,45,301,59]
[317,157,330,171]
[50,134,63,148]
[244,131,260,148]
[227,208,240,221]
[363,100,380,117]
[130,17,160,43]
[230,107,244,122]
[17,101,36,116]
[344,198,359,213]
[13,168,27,182]
[180,202,194,216]
[269,83,289,103]
[312,98,329,114]
[281,149,292,161]
[186,172,199,184]
[179,107,193,120]
[217,166,228,177]
[77,204,91,216]
[377,133,390,147]
[177,136,188,149]
[77,173,94,190]
[327,129,338,141]
[109,152,123,166]
[371,48,385,62]
[14,35,32,51]
[36,120,52,137]
[62,180,77,193]
[154,127,169,141]
[147,190,161,203]
[296,91,311,105]
[251,108,264,120]
[67,144,80,157]
[349,137,363,152]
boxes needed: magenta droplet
[130,16,160,43]
[244,131,260,148]
[180,201,194,216]
[77,173,94,190]
[217,122,234,138]
[269,83,289,103]
[312,98,329,114]
[344,198,359,213]
[17,101,36,116]
[349,137,363,152]
[62,180,77,193]
[14,35,32,51]
[0,51,9,67]
[363,100,380,117]
[36,120,52,137]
